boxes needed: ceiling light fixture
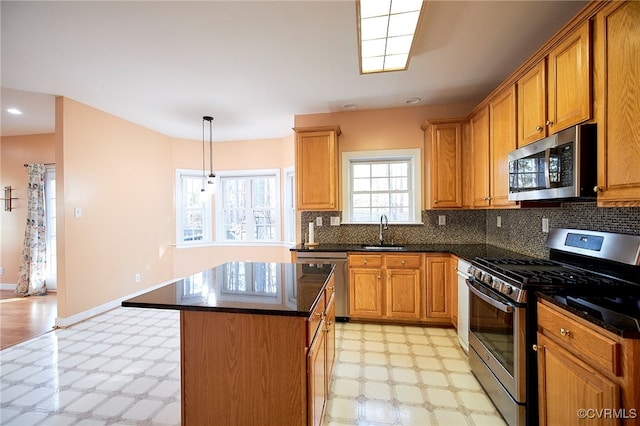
[201,116,215,193]
[357,0,425,74]
[7,108,22,115]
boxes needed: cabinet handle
[532,344,538,352]
[316,312,323,318]
[545,120,554,126]
[377,275,381,279]
[363,259,368,265]
[329,286,335,292]
[536,126,543,132]
[559,327,571,337]
[483,196,492,201]
[593,186,603,193]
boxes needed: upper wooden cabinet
[422,119,463,209]
[294,126,340,211]
[470,106,491,208]
[594,0,640,206]
[517,21,591,147]
[489,86,519,208]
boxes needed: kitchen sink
[360,244,406,251]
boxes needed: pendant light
[201,116,215,192]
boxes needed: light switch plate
[497,216,502,228]
[542,217,550,233]
[330,217,340,226]
[74,207,82,218]
[316,217,322,226]
[438,215,446,226]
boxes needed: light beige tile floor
[325,321,507,426]
[0,308,507,425]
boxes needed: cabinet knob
[559,327,571,337]
[401,260,405,265]
[433,200,439,204]
[377,275,381,279]
[545,120,554,126]
[483,196,492,201]
[363,259,368,264]
[316,312,323,318]
[536,126,543,132]
[593,186,603,193]
[532,344,538,352]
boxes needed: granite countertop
[291,243,533,263]
[122,262,333,317]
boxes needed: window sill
[174,241,294,249]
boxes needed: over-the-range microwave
[508,124,597,202]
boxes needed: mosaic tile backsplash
[302,203,640,259]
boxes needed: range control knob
[474,270,483,280]
[482,274,493,285]
[504,285,514,295]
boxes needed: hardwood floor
[0,290,57,350]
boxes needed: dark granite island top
[122,261,334,317]
[122,261,336,426]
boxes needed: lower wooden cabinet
[348,252,455,325]
[536,299,640,426]
[307,282,336,426]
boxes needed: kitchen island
[122,261,336,426]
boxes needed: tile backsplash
[302,202,640,259]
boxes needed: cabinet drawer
[307,295,326,346]
[538,302,621,375]
[349,254,383,268]
[385,254,422,269]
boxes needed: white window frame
[284,166,295,244]
[341,149,422,224]
[175,169,213,246]
[215,169,282,244]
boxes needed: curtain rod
[23,163,55,167]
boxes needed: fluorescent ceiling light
[7,108,22,115]
[357,0,425,74]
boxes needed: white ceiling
[1,1,587,142]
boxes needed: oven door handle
[466,280,514,313]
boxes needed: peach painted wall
[55,97,175,319]
[0,134,56,284]
[171,136,295,279]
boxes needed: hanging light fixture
[201,116,215,193]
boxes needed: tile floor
[0,307,507,425]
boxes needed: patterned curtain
[15,164,48,296]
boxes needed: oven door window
[469,283,515,376]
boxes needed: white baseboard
[54,279,179,328]
[0,283,17,290]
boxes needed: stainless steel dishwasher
[295,251,348,320]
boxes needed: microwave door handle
[544,148,552,188]
[466,279,514,313]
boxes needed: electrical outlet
[542,217,550,233]
[74,207,82,218]
[438,215,446,226]
[135,273,141,283]
[0,267,4,276]
[497,216,502,228]
[316,217,322,226]
[330,217,340,226]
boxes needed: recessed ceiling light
[343,103,357,110]
[7,108,22,115]
[357,0,425,74]
[406,97,421,105]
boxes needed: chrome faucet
[379,214,388,245]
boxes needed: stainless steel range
[466,228,640,426]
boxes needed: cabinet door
[517,60,547,146]
[385,268,422,320]
[470,106,491,208]
[424,120,462,208]
[325,293,336,381]
[349,268,383,318]
[489,86,518,208]
[295,128,339,210]
[308,319,327,426]
[547,20,591,135]
[595,1,640,206]
[537,333,620,426]
[426,256,450,319]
